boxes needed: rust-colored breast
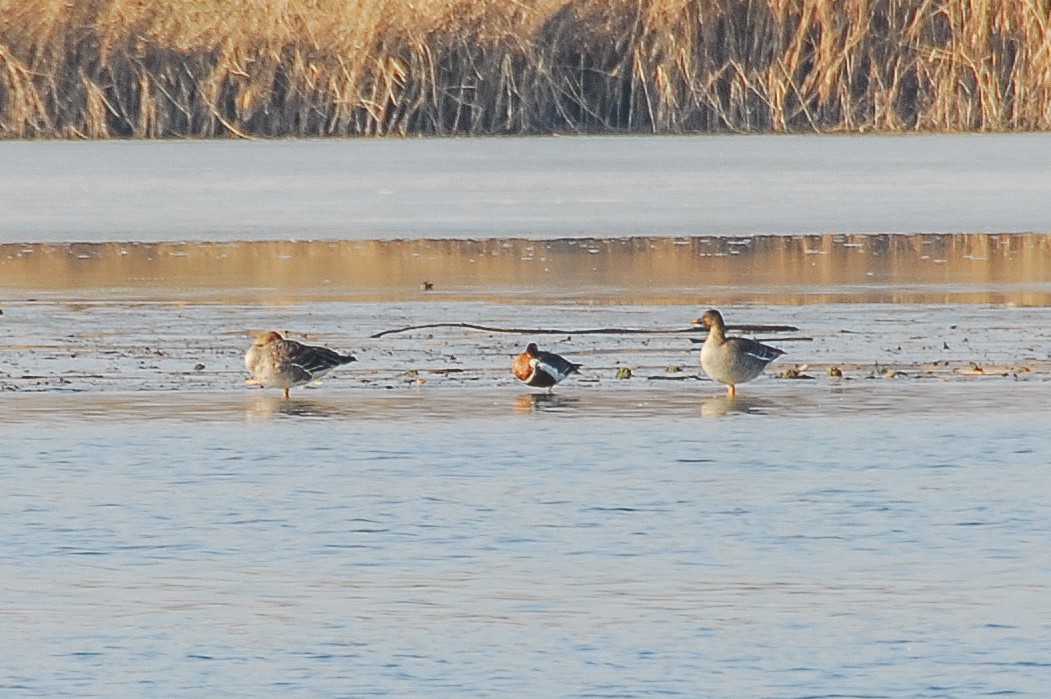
[512,352,534,382]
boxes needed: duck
[695,309,784,396]
[512,342,581,390]
[245,330,356,399]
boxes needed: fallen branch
[371,321,798,339]
[688,335,813,344]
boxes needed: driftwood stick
[371,321,798,339]
[689,335,813,344]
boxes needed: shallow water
[3,385,1051,697]
[3,295,1051,697]
[3,136,1051,697]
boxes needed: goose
[696,309,784,396]
[245,331,356,399]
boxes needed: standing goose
[696,309,784,396]
[245,331,356,399]
[512,342,581,390]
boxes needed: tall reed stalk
[1,0,1049,138]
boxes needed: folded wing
[285,341,356,380]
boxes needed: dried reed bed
[2,0,1050,138]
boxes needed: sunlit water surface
[3,135,1051,697]
[3,285,1051,699]
[2,385,1050,698]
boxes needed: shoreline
[2,298,1049,395]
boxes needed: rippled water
[3,297,1051,697]
[3,136,1051,697]
[3,384,1051,697]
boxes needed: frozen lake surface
[2,136,1051,697]
[2,133,1051,241]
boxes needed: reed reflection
[3,233,1051,305]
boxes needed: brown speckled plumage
[245,331,356,399]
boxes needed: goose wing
[732,337,785,364]
[283,340,355,379]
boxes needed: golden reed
[1,0,1049,138]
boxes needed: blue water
[3,134,1051,697]
[2,386,1050,698]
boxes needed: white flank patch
[535,359,569,382]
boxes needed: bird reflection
[699,393,773,417]
[513,392,578,414]
[245,395,352,420]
